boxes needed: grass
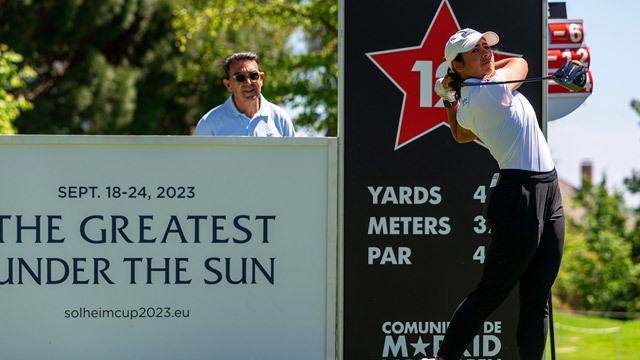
[546,311,640,360]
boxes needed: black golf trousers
[438,169,565,360]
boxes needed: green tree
[626,99,640,197]
[0,0,175,134]
[624,99,640,263]
[169,0,299,134]
[0,44,36,134]
[0,0,338,136]
[554,177,640,312]
[625,99,640,202]
[172,0,338,135]
[281,0,339,135]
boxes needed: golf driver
[453,60,588,91]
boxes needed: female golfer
[428,28,565,360]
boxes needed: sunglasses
[231,71,261,82]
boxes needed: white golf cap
[445,28,499,69]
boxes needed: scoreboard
[548,18,594,120]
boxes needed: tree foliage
[0,44,36,134]
[625,98,640,264]
[632,98,640,119]
[0,0,338,136]
[626,99,640,199]
[0,0,177,134]
[172,0,338,135]
[554,177,640,312]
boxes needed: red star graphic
[367,0,459,150]
[367,0,518,150]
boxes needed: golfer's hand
[435,78,456,102]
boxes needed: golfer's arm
[495,57,528,92]
[447,105,477,143]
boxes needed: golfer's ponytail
[447,68,464,101]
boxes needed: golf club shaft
[459,76,551,87]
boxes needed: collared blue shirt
[195,94,295,137]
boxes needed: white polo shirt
[456,69,554,172]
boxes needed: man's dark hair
[222,52,262,79]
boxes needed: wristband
[443,99,458,108]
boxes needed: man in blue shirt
[195,52,295,137]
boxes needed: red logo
[367,0,519,150]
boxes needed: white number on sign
[473,186,486,203]
[412,60,449,108]
[561,48,590,67]
[568,23,583,43]
[577,48,589,66]
[473,215,487,234]
[583,71,592,92]
[412,61,432,107]
[473,246,486,264]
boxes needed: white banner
[0,135,337,360]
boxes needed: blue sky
[547,0,640,208]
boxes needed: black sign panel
[343,0,544,359]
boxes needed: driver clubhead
[552,60,587,91]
